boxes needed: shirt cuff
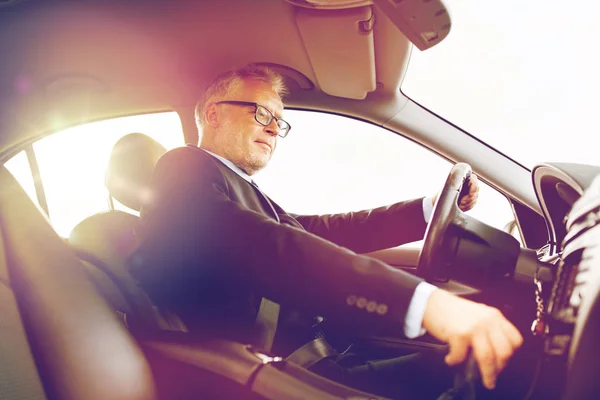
[422,196,434,223]
[403,281,438,339]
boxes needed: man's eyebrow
[264,103,283,119]
[273,106,284,119]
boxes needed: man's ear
[205,103,220,128]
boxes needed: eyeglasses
[215,101,291,138]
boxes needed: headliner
[0,0,414,152]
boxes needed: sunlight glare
[29,112,184,237]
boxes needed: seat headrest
[105,133,166,212]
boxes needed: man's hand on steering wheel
[432,174,480,212]
[422,289,524,390]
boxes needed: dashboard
[533,163,600,252]
[532,162,600,399]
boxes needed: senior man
[134,64,522,398]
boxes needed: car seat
[69,133,185,332]
[0,165,156,400]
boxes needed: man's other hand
[458,174,479,212]
[432,174,480,212]
[422,289,523,390]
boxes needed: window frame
[2,111,186,237]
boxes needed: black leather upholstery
[70,211,156,324]
[70,133,187,332]
[70,210,185,332]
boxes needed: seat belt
[248,180,329,360]
[248,179,280,352]
[254,297,280,352]
[254,297,342,369]
[285,337,338,369]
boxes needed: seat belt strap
[254,297,280,352]
[285,337,338,369]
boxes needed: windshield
[402,0,600,168]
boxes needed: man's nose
[264,120,279,137]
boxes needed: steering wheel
[417,163,486,399]
[418,162,472,283]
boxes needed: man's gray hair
[195,64,289,130]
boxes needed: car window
[401,0,600,168]
[254,110,519,244]
[4,112,185,237]
[4,150,39,208]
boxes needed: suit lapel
[249,181,281,223]
[249,181,304,229]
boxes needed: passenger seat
[0,166,156,400]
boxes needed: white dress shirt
[202,149,437,339]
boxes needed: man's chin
[244,157,270,176]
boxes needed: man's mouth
[255,141,272,151]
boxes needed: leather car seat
[0,166,156,400]
[0,185,46,400]
[69,133,185,332]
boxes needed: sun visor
[294,6,376,99]
[289,0,451,51]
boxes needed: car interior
[1,132,393,399]
[1,0,600,399]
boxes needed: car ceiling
[0,0,413,153]
[0,0,545,225]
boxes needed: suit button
[376,304,388,315]
[356,297,367,309]
[366,301,377,313]
[346,295,357,306]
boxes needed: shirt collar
[200,148,253,183]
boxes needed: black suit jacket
[133,145,428,349]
